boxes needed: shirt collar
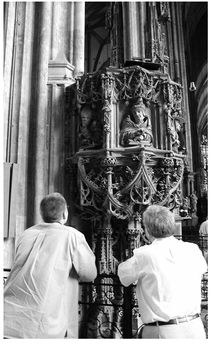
[151,235,175,244]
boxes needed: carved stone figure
[168,112,185,153]
[190,192,198,214]
[80,106,93,146]
[180,196,190,217]
[167,114,179,152]
[80,106,102,148]
[120,97,153,147]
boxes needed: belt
[145,313,200,326]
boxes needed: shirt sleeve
[195,244,208,274]
[72,233,97,282]
[117,256,139,287]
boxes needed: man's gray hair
[143,205,176,238]
[40,192,67,223]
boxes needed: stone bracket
[48,52,75,85]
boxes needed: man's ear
[144,227,154,243]
[62,208,68,224]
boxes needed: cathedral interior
[4,2,208,338]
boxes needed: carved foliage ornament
[76,67,165,104]
[76,67,184,153]
[78,153,184,219]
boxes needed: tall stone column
[170,3,180,83]
[165,3,193,173]
[4,2,16,161]
[4,2,36,237]
[122,2,146,62]
[175,4,193,172]
[16,3,36,236]
[51,2,63,60]
[27,2,52,224]
[46,1,83,194]
[138,2,146,60]
[73,1,85,75]
[4,2,36,268]
[47,54,75,193]
[4,1,85,269]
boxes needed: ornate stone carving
[157,2,171,23]
[180,196,190,217]
[120,97,153,147]
[77,149,184,220]
[189,192,198,215]
[79,105,102,148]
[102,99,112,134]
[68,64,187,339]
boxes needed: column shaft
[4,2,17,161]
[122,2,146,61]
[28,2,52,224]
[73,1,85,75]
[16,2,35,236]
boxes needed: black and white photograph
[3,1,208,339]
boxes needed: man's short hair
[40,193,67,223]
[143,205,176,238]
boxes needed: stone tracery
[68,63,188,337]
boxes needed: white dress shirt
[4,223,97,338]
[118,236,207,324]
[199,220,208,235]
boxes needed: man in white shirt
[118,205,207,339]
[4,192,97,338]
[199,219,208,235]
[199,219,208,263]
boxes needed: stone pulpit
[65,61,188,338]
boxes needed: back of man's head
[40,192,67,223]
[143,205,175,238]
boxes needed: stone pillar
[50,2,75,62]
[67,2,75,64]
[122,2,137,61]
[15,3,35,237]
[51,2,63,60]
[170,3,181,83]
[73,1,85,76]
[4,2,16,161]
[165,3,193,171]
[4,2,36,239]
[27,2,52,224]
[4,3,28,163]
[138,2,146,60]
[122,2,147,62]
[3,1,86,266]
[47,53,75,193]
[4,3,36,265]
[175,4,193,171]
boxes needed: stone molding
[48,52,75,85]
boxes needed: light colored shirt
[118,236,207,324]
[4,223,97,338]
[199,220,208,235]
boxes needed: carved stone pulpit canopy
[72,65,186,222]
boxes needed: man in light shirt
[199,219,208,235]
[199,218,208,263]
[4,192,97,338]
[118,205,207,339]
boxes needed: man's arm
[72,234,97,282]
[196,245,208,273]
[118,256,139,287]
